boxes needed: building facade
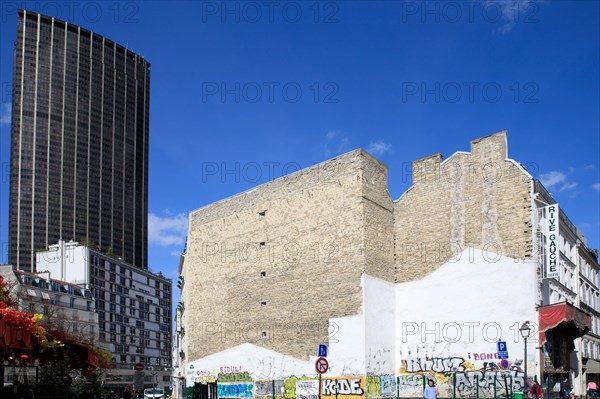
[9,10,150,272]
[178,131,599,399]
[0,264,98,344]
[534,181,600,393]
[36,240,172,390]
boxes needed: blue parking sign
[497,341,508,359]
[319,344,327,357]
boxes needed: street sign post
[134,371,144,391]
[316,357,329,399]
[315,357,329,374]
[318,344,327,357]
[497,341,509,359]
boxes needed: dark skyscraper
[9,10,149,271]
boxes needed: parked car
[144,388,165,399]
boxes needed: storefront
[539,302,592,398]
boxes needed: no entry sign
[315,357,329,374]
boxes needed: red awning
[539,302,592,344]
[0,319,33,349]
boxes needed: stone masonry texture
[183,131,534,362]
[394,131,533,282]
[185,150,394,362]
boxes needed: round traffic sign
[315,357,329,374]
[499,359,509,370]
[134,363,144,372]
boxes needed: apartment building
[0,264,98,343]
[36,240,172,390]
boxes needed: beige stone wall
[183,131,535,364]
[394,131,534,282]
[184,150,394,362]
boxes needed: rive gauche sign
[544,204,560,279]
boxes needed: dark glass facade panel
[9,10,149,271]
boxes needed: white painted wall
[36,241,90,286]
[184,248,539,398]
[395,248,538,396]
[363,274,395,376]
[186,343,316,387]
[327,314,366,376]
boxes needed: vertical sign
[319,344,327,357]
[544,204,560,278]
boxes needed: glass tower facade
[9,10,150,271]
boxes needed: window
[259,210,266,218]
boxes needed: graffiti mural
[397,356,525,398]
[218,383,255,398]
[366,375,396,398]
[195,375,217,384]
[322,377,366,398]
[219,371,253,382]
[255,380,285,399]
[284,376,318,399]
[404,357,465,373]
[380,375,396,397]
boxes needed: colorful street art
[397,356,525,398]
[186,345,526,399]
[366,375,396,398]
[218,382,254,398]
[321,377,366,398]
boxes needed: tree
[1,274,111,395]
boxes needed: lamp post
[520,322,531,398]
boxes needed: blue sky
[0,0,599,292]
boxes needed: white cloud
[170,250,182,257]
[324,130,351,157]
[148,212,188,246]
[585,164,595,170]
[486,0,543,35]
[593,183,600,192]
[559,181,578,193]
[540,171,567,187]
[0,103,10,125]
[540,170,578,193]
[367,141,392,156]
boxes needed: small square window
[258,210,266,218]
[260,301,267,307]
[259,242,266,248]
[260,272,266,278]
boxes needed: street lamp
[520,322,531,398]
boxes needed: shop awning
[539,302,592,345]
[585,359,600,374]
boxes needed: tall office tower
[9,10,150,271]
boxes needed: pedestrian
[424,379,438,399]
[531,380,544,399]
[562,379,572,399]
[588,380,598,398]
